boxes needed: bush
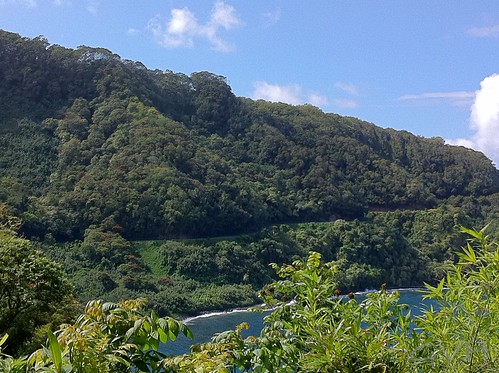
[1,299,192,372]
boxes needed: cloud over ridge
[148,1,241,52]
[446,74,499,166]
[252,81,303,105]
[252,81,329,108]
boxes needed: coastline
[179,303,267,324]
[177,287,427,324]
[161,288,432,356]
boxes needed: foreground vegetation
[1,226,497,372]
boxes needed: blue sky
[1,1,499,165]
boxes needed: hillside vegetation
[2,30,499,355]
[1,30,498,241]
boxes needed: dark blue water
[160,289,435,356]
[160,308,268,356]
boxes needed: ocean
[160,288,436,356]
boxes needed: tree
[1,226,498,371]
[162,252,414,372]
[0,208,74,354]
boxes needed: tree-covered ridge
[0,29,498,241]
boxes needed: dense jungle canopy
[1,30,498,241]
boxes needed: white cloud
[333,82,360,109]
[333,98,358,109]
[446,137,475,149]
[468,24,499,38]
[446,74,499,166]
[398,91,475,106]
[210,0,240,29]
[204,1,241,51]
[252,81,303,105]
[335,82,359,96]
[308,92,330,107]
[148,1,241,52]
[153,7,198,48]
[252,81,331,109]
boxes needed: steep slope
[0,30,498,241]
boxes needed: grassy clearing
[134,241,165,276]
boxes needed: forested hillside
[1,30,498,242]
[3,29,499,358]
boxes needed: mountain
[1,29,498,242]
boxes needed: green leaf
[0,334,8,348]
[457,243,477,264]
[151,310,159,322]
[47,331,63,373]
[180,323,193,339]
[147,335,160,351]
[167,319,179,338]
[134,359,151,372]
[158,327,168,344]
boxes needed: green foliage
[243,252,413,372]
[2,28,499,372]
[0,226,74,355]
[413,226,499,372]
[1,30,498,242]
[79,227,136,266]
[0,333,28,373]
[0,298,192,372]
[0,226,498,371]
[38,206,482,317]
[166,227,498,372]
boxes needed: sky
[1,1,499,165]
